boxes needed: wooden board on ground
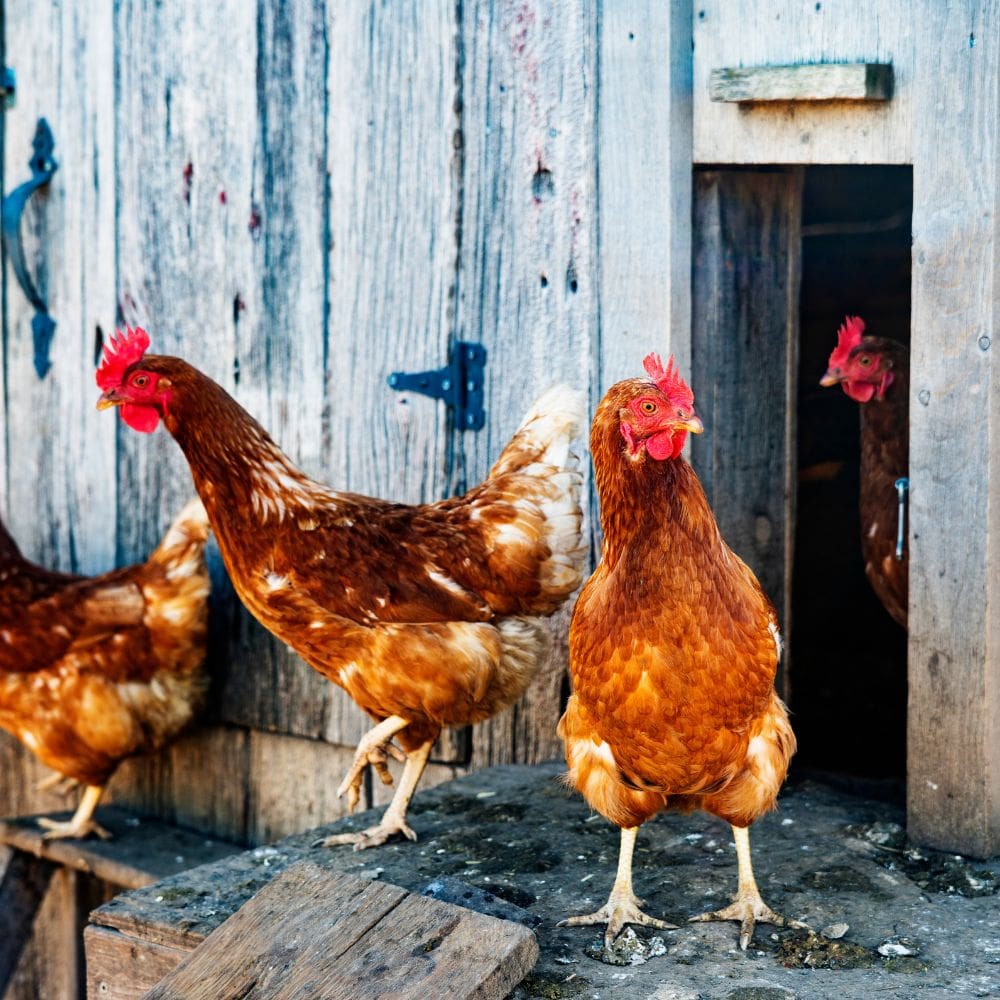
[0,808,238,891]
[140,861,537,1000]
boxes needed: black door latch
[387,341,487,431]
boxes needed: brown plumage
[97,329,585,849]
[559,357,800,951]
[0,499,211,839]
[821,317,908,627]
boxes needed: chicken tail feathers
[147,497,212,576]
[489,384,586,478]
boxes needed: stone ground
[94,762,1000,1000]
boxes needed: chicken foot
[689,824,807,949]
[558,826,677,947]
[38,785,112,841]
[335,715,409,813]
[317,739,433,851]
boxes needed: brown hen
[820,316,909,628]
[559,354,801,950]
[97,328,585,849]
[0,498,211,839]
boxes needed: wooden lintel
[709,63,894,103]
[0,850,56,991]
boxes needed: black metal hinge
[387,342,487,431]
[0,67,15,108]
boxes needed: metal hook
[2,118,59,378]
[894,477,909,561]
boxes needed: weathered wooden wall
[0,2,691,996]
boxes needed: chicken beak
[819,371,840,388]
[679,415,704,435]
[96,389,123,410]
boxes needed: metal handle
[2,118,58,378]
[895,477,909,561]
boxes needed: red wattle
[844,381,876,403]
[647,430,685,461]
[121,403,161,433]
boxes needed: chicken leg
[334,715,409,812]
[558,826,676,947]
[317,738,433,851]
[37,784,112,841]
[35,772,80,797]
[689,824,806,949]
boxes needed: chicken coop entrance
[692,165,912,787]
[793,166,912,783]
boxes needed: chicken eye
[858,355,872,367]
[640,401,657,415]
[132,374,150,389]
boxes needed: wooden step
[139,860,538,1000]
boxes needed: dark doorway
[791,166,912,782]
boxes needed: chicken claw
[37,785,111,841]
[689,894,806,950]
[559,826,676,947]
[317,739,433,852]
[336,716,409,813]
[38,816,112,842]
[689,825,808,949]
[559,895,676,949]
[314,816,417,851]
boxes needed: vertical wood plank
[214,0,334,740]
[115,0,256,560]
[1,0,116,573]
[0,852,55,992]
[908,1,999,856]
[690,170,802,697]
[108,727,250,846]
[597,0,693,389]
[321,0,462,749]
[459,0,599,768]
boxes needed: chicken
[96,327,585,849]
[0,498,211,840]
[558,353,801,951]
[820,316,909,627]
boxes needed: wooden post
[690,170,803,699]
[597,0,693,387]
[908,2,1000,856]
[0,851,56,991]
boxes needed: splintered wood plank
[597,1,692,390]
[0,807,237,890]
[709,63,894,103]
[693,1,915,163]
[908,2,1000,857]
[0,0,116,574]
[690,170,802,698]
[459,0,597,768]
[0,851,55,991]
[85,926,190,1000]
[140,862,538,1000]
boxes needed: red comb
[96,327,150,390]
[827,315,866,369]
[642,352,694,409]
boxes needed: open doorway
[791,166,912,784]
